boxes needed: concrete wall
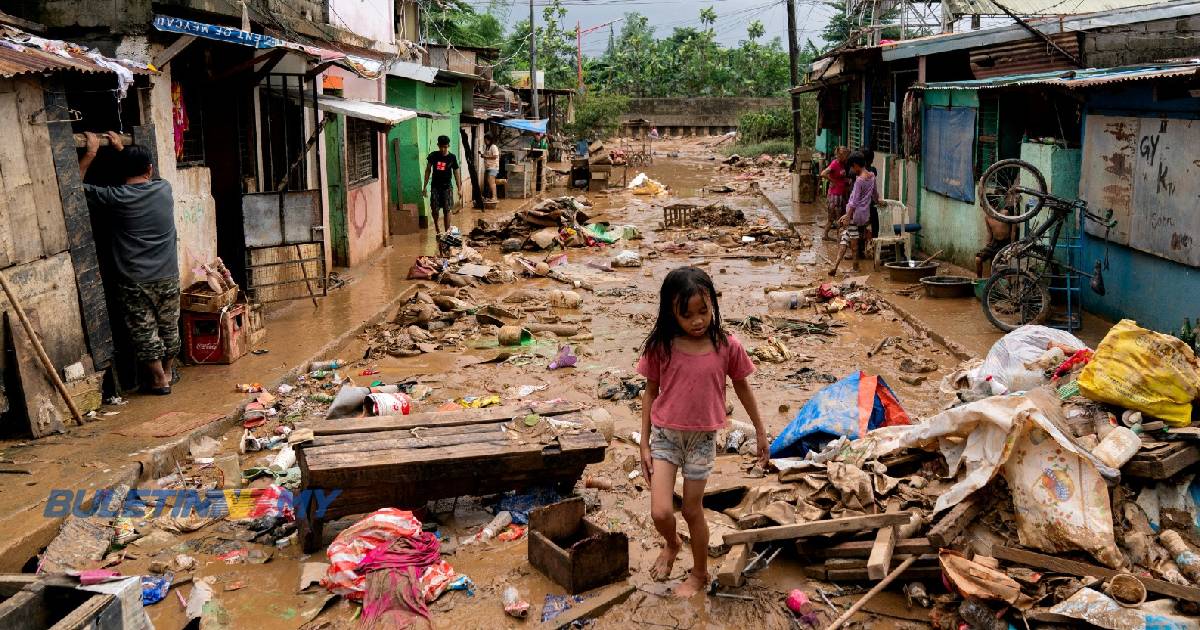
[330,0,394,48]
[619,97,788,129]
[1084,14,1200,68]
[331,70,389,266]
[915,90,987,268]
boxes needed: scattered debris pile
[470,196,592,248]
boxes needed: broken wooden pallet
[723,513,912,545]
[991,545,1200,603]
[1125,442,1200,480]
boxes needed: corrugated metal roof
[947,0,1159,15]
[921,59,1200,89]
[969,32,1079,78]
[315,94,418,126]
[0,39,149,78]
[881,0,1200,60]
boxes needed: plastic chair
[872,199,913,269]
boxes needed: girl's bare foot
[674,570,710,598]
[650,541,681,581]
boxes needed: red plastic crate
[182,304,247,365]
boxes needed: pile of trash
[720,153,789,169]
[407,242,517,288]
[469,196,592,248]
[704,319,1200,628]
[628,172,667,196]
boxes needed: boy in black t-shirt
[422,135,462,234]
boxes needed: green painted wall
[917,89,985,268]
[386,78,463,218]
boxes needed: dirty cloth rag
[323,509,457,602]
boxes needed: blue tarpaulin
[770,371,910,458]
[922,106,977,203]
[499,118,549,134]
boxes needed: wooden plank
[151,35,197,69]
[0,587,46,629]
[991,545,1200,604]
[311,401,586,435]
[0,80,42,264]
[717,543,751,588]
[867,501,900,580]
[534,583,634,630]
[1126,444,1200,479]
[0,574,40,597]
[928,489,991,547]
[304,431,512,456]
[309,422,505,446]
[43,82,112,368]
[805,537,937,559]
[8,312,66,436]
[723,513,913,545]
[48,593,113,630]
[14,77,68,257]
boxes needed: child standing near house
[829,151,875,276]
[481,134,500,203]
[820,146,851,241]
[638,266,769,598]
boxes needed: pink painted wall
[335,69,389,267]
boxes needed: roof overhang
[919,59,1200,90]
[316,94,418,126]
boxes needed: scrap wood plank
[867,501,901,580]
[927,489,993,547]
[1126,443,1200,480]
[717,543,751,588]
[310,422,505,446]
[723,513,912,545]
[310,401,585,435]
[806,537,937,559]
[991,545,1200,603]
[535,582,635,630]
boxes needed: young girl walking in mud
[638,266,769,597]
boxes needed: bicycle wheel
[982,267,1051,332]
[978,159,1047,224]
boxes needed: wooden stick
[0,271,83,423]
[723,513,911,545]
[867,501,900,580]
[826,555,918,630]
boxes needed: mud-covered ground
[114,138,972,630]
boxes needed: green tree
[820,0,903,49]
[422,0,504,49]
[567,93,629,140]
[747,20,765,41]
[498,0,577,90]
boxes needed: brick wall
[1084,15,1200,67]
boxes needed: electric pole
[786,0,802,166]
[529,0,540,119]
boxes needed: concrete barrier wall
[619,97,788,136]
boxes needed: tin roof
[0,32,150,78]
[946,0,1160,15]
[920,59,1200,89]
[881,0,1200,60]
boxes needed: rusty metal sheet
[1079,114,1134,245]
[1128,117,1200,266]
[0,41,150,79]
[969,33,1079,79]
[241,190,321,248]
[1081,114,1200,266]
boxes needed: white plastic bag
[970,325,1087,393]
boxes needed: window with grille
[346,117,378,185]
[847,102,864,149]
[976,95,999,177]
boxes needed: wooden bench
[297,402,608,551]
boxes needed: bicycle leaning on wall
[976,159,1118,332]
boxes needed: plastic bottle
[959,598,1008,630]
[768,290,809,310]
[1159,530,1200,583]
[1091,426,1141,468]
[502,586,529,618]
[309,359,343,371]
[475,511,512,543]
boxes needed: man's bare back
[985,214,1015,242]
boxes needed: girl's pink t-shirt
[636,334,756,432]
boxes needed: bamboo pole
[0,271,84,423]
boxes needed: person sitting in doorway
[79,131,179,396]
[977,209,1019,278]
[481,134,500,202]
[422,135,462,236]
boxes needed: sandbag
[1078,319,1200,427]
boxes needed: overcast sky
[466,0,839,56]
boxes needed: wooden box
[181,282,237,313]
[182,304,247,365]
[528,498,629,594]
[588,172,609,193]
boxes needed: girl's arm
[731,378,769,468]
[639,380,660,480]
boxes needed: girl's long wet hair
[641,266,727,361]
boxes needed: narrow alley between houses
[1,1,1200,630]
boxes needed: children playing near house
[638,266,769,598]
[829,151,876,276]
